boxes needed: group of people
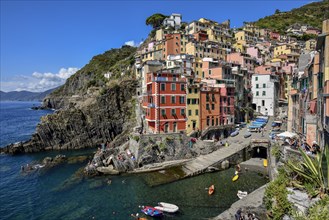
[21,164,32,172]
[235,208,258,220]
[301,141,320,155]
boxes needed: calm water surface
[0,102,268,219]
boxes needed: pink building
[202,59,231,79]
[246,46,263,64]
[226,52,256,72]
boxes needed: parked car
[235,122,247,129]
[230,130,239,137]
[244,132,252,138]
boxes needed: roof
[297,52,314,72]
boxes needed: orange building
[143,71,187,133]
[163,33,181,59]
[193,30,208,42]
[199,80,235,131]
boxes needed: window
[161,109,166,116]
[212,104,215,110]
[171,96,176,104]
[206,93,210,102]
[180,96,185,104]
[171,109,176,116]
[181,108,185,115]
[161,96,165,104]
[171,83,176,91]
[263,83,266,88]
[255,77,258,81]
[173,75,177,82]
[188,110,192,116]
[206,104,210,110]
[209,70,212,75]
[262,100,265,106]
[194,89,198,93]
[207,116,210,126]
[256,84,259,88]
[181,84,185,91]
[212,94,215,102]
[161,83,165,91]
[195,109,199,116]
[202,71,205,78]
[256,91,259,96]
[187,98,191,104]
[262,91,266,96]
[188,88,192,93]
[216,118,218,126]
[212,117,214,126]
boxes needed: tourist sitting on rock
[235,208,243,220]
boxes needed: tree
[145,13,167,29]
[275,9,281,14]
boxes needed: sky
[1,0,314,92]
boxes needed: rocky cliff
[1,46,138,154]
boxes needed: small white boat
[237,190,248,199]
[154,202,179,213]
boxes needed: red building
[143,71,187,133]
[199,80,235,131]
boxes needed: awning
[277,131,298,138]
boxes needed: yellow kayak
[232,175,239,182]
[263,159,268,167]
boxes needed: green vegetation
[146,13,168,28]
[265,145,329,219]
[254,1,329,33]
[159,142,167,151]
[271,143,282,161]
[265,168,292,220]
[51,45,136,96]
[293,195,329,220]
[286,145,328,197]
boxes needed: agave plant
[286,144,328,197]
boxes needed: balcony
[153,77,186,83]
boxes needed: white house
[166,54,193,76]
[163,13,182,29]
[251,74,278,116]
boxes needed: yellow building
[232,41,246,53]
[186,84,200,134]
[234,30,257,46]
[274,43,301,58]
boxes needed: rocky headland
[1,46,138,155]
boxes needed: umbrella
[277,131,297,138]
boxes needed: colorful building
[186,83,201,134]
[143,70,187,133]
[199,79,235,130]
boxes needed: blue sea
[0,101,268,219]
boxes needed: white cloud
[0,67,79,92]
[124,40,143,47]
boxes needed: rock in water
[96,166,120,175]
